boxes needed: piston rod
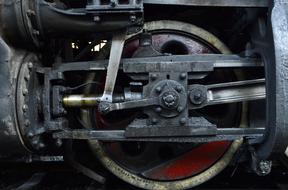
[63,94,125,108]
[63,79,266,109]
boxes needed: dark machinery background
[0,0,288,189]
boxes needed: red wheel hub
[94,32,238,181]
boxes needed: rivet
[32,139,38,145]
[27,132,34,138]
[155,107,162,113]
[151,118,158,124]
[55,139,63,147]
[39,143,45,149]
[180,73,187,80]
[28,62,33,70]
[177,106,184,113]
[23,89,28,96]
[156,86,162,93]
[180,118,186,125]
[130,15,137,22]
[32,30,40,35]
[22,104,28,112]
[110,0,116,7]
[175,86,182,93]
[24,119,30,127]
[94,16,101,22]
[150,74,158,81]
[7,122,13,128]
[24,74,30,81]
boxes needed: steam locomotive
[0,0,287,189]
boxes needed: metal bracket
[188,79,266,109]
[53,127,265,143]
[101,30,127,102]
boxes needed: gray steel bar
[207,79,266,105]
[123,54,263,73]
[101,31,126,102]
[53,54,263,73]
[53,127,265,142]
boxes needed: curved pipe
[0,37,30,155]
[0,0,140,47]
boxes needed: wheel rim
[82,20,247,190]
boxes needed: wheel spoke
[141,141,231,180]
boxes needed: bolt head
[155,107,162,113]
[259,160,272,175]
[180,73,187,80]
[151,118,158,124]
[180,118,187,125]
[24,120,30,127]
[177,106,184,113]
[28,62,33,70]
[163,94,176,105]
[7,122,13,128]
[32,139,38,145]
[150,74,158,81]
[94,16,101,22]
[56,139,63,147]
[27,132,34,138]
[98,102,111,115]
[39,143,45,149]
[156,86,162,93]
[32,30,40,35]
[110,1,116,7]
[130,15,137,22]
[23,89,28,96]
[162,91,179,108]
[194,92,202,100]
[24,74,30,81]
[189,88,206,105]
[22,105,28,112]
[175,86,183,93]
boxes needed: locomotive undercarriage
[0,0,288,189]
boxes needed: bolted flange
[150,80,187,118]
[161,91,179,109]
[257,160,272,176]
[189,86,207,105]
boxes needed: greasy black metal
[16,57,47,151]
[144,0,269,7]
[14,173,46,190]
[51,54,263,74]
[0,0,37,47]
[39,0,143,36]
[65,141,106,184]
[0,0,144,47]
[253,0,288,158]
[0,37,30,155]
[133,33,162,58]
[42,69,68,132]
[250,146,272,176]
[87,0,143,13]
[52,127,265,143]
[125,117,217,137]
